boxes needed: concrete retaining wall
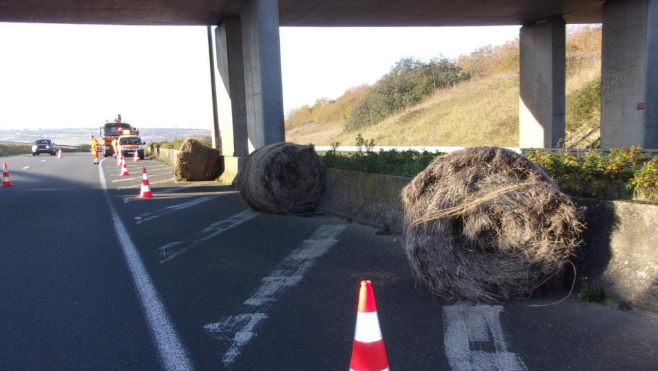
[146,146,179,166]
[320,168,658,311]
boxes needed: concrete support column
[601,0,658,149]
[215,17,249,183]
[519,17,566,149]
[207,26,221,150]
[240,0,285,152]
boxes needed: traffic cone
[133,150,140,162]
[120,157,130,176]
[2,162,14,187]
[117,153,122,166]
[57,149,63,158]
[350,280,389,371]
[137,167,153,199]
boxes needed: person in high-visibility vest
[111,137,119,158]
[90,135,99,165]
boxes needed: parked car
[32,139,57,156]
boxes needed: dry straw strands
[402,147,583,302]
[237,142,326,214]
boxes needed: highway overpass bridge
[1,0,657,176]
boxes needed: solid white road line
[443,304,527,371]
[98,158,194,371]
[22,166,30,170]
[133,195,215,225]
[204,224,346,366]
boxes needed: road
[2,152,658,371]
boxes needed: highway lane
[0,153,160,371]
[3,152,658,371]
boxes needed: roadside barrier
[137,167,153,199]
[350,280,389,371]
[2,162,14,187]
[120,157,130,176]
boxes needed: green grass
[0,142,32,157]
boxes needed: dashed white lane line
[122,182,207,204]
[443,304,527,371]
[98,158,194,371]
[158,208,259,263]
[118,177,175,190]
[204,224,346,366]
[40,160,46,162]
[22,166,30,170]
[133,195,216,225]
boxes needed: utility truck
[99,118,139,157]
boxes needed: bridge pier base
[601,0,658,149]
[518,17,566,149]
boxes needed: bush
[345,58,470,131]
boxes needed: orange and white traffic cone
[137,167,153,199]
[120,157,130,176]
[133,150,140,162]
[2,162,14,187]
[350,280,389,371]
[57,149,63,159]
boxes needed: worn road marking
[98,158,194,371]
[204,224,346,366]
[122,182,209,204]
[40,160,46,162]
[133,195,215,225]
[118,177,175,189]
[158,209,259,263]
[22,166,30,169]
[443,304,527,371]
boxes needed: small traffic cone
[2,162,14,187]
[133,150,140,163]
[137,167,153,199]
[350,280,389,371]
[120,157,130,176]
[57,149,63,158]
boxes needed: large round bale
[174,138,222,181]
[237,142,325,214]
[402,147,582,302]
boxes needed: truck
[99,121,139,157]
[118,134,146,160]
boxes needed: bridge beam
[519,17,566,149]
[601,0,658,149]
[240,0,285,152]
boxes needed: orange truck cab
[99,122,139,157]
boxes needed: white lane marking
[122,183,206,204]
[159,209,259,263]
[97,158,194,371]
[41,160,46,162]
[204,224,346,366]
[118,177,175,190]
[443,305,527,371]
[22,166,30,170]
[113,176,143,183]
[133,195,215,225]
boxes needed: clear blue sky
[0,23,520,130]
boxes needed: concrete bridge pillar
[519,17,566,149]
[601,0,658,149]
[212,0,285,183]
[240,0,285,153]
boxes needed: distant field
[0,141,31,157]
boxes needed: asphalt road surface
[2,152,658,371]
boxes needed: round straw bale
[237,142,326,214]
[174,138,222,181]
[402,147,582,302]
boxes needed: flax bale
[174,138,222,181]
[402,147,582,302]
[237,142,325,214]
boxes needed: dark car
[32,139,57,156]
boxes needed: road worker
[90,135,99,165]
[112,137,119,158]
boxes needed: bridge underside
[0,0,603,26]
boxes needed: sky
[0,23,520,130]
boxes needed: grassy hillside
[287,26,602,148]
